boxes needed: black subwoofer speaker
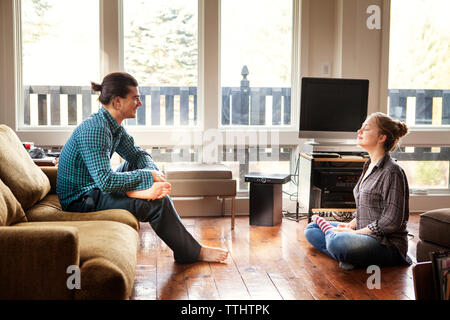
[249,183,282,226]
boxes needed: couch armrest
[40,166,58,194]
[0,225,80,299]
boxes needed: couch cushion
[15,220,139,299]
[0,179,27,226]
[0,125,50,210]
[26,194,140,231]
[419,208,450,247]
[164,163,232,179]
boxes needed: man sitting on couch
[56,72,228,264]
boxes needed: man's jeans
[66,161,202,264]
[304,221,404,268]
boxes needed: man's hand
[151,170,166,182]
[126,182,171,201]
[147,181,171,200]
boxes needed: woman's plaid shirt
[353,154,411,264]
[56,107,158,210]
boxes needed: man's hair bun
[91,73,138,105]
[91,81,102,92]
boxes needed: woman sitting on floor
[304,112,413,270]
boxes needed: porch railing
[388,89,450,125]
[22,67,292,127]
[22,70,449,127]
[23,84,293,127]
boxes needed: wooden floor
[130,213,420,300]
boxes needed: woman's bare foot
[198,246,229,263]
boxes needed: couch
[416,208,450,262]
[0,125,140,299]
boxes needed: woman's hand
[333,218,357,233]
[336,218,357,230]
[348,217,357,230]
[332,226,356,233]
[332,226,372,235]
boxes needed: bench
[163,163,237,229]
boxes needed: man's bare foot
[198,246,229,263]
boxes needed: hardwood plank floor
[130,213,420,300]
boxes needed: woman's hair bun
[368,112,409,152]
[396,121,409,139]
[90,81,102,92]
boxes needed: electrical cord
[282,209,308,221]
[282,190,298,202]
[290,154,300,187]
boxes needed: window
[388,0,449,127]
[123,0,198,127]
[392,147,450,194]
[220,0,293,126]
[11,0,300,198]
[21,0,100,127]
[388,0,450,193]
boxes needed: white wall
[302,0,385,115]
[0,0,17,130]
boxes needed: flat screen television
[299,77,369,140]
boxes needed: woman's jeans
[66,161,202,264]
[304,221,404,268]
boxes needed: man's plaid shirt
[353,154,411,264]
[56,107,158,210]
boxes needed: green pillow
[0,178,27,226]
[0,125,50,210]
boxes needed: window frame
[10,0,302,149]
[4,0,447,206]
[8,0,449,145]
[381,0,450,147]
[382,0,450,198]
[218,0,300,133]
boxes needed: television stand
[297,152,366,223]
[310,152,341,158]
[303,139,367,155]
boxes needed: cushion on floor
[419,208,450,247]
